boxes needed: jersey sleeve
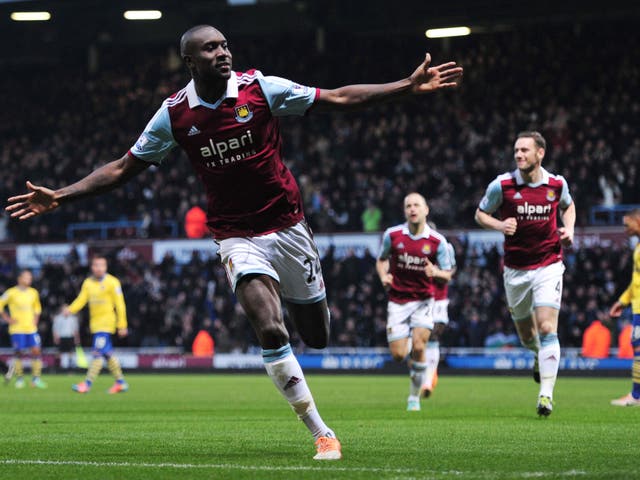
[558,176,573,209]
[436,241,452,270]
[256,72,318,116]
[447,242,457,269]
[478,177,504,213]
[33,290,42,316]
[111,278,127,330]
[68,280,89,314]
[0,290,8,312]
[129,102,177,165]
[378,229,392,260]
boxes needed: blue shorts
[11,333,41,351]
[92,332,114,356]
[631,314,640,347]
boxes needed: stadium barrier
[0,226,631,269]
[0,347,630,374]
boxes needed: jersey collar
[401,223,431,240]
[513,167,550,187]
[186,73,239,110]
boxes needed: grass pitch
[0,373,637,480]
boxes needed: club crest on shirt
[546,189,556,201]
[422,244,432,255]
[234,104,253,123]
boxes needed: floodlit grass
[0,373,637,479]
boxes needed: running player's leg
[286,299,330,349]
[424,312,446,395]
[29,334,46,388]
[532,262,564,416]
[10,334,25,388]
[73,333,106,393]
[103,335,128,394]
[611,314,640,406]
[408,326,430,409]
[236,274,340,460]
[504,267,540,382]
[534,306,559,396]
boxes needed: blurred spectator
[192,318,215,357]
[361,200,382,232]
[185,205,208,239]
[617,322,634,359]
[2,24,639,242]
[581,316,611,359]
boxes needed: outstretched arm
[6,153,150,220]
[313,53,462,113]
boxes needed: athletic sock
[86,356,104,385]
[424,341,440,388]
[263,344,335,440]
[14,358,24,377]
[32,358,42,378]
[538,333,560,399]
[409,360,427,398]
[107,356,125,382]
[632,353,640,399]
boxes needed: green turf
[0,373,637,479]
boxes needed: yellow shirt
[0,286,41,335]
[68,274,127,334]
[619,243,640,314]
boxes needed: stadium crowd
[0,240,634,352]
[1,23,638,351]
[1,24,639,243]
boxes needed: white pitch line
[0,459,588,478]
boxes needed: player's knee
[538,321,555,336]
[258,323,289,348]
[411,345,425,360]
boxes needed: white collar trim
[186,73,239,110]
[401,223,431,239]
[514,167,550,187]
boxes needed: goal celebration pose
[6,25,462,458]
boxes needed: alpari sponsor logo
[516,202,552,221]
[199,129,257,167]
[397,252,429,272]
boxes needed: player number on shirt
[303,258,317,284]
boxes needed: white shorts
[218,221,326,304]
[503,261,565,321]
[433,299,450,325]
[386,298,434,343]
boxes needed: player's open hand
[558,227,574,248]
[501,217,517,236]
[6,181,59,220]
[117,328,128,338]
[409,53,463,94]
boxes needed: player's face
[91,259,108,279]
[17,271,32,287]
[186,28,232,81]
[623,215,640,236]
[514,138,543,174]
[404,194,429,225]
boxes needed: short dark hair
[91,255,107,263]
[180,24,216,57]
[517,131,546,150]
